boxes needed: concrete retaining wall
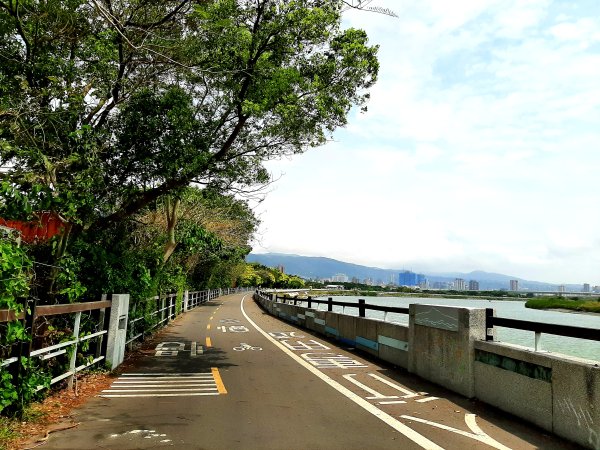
[254,294,409,369]
[254,292,600,449]
[474,340,600,450]
[408,304,487,398]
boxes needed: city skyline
[251,0,600,285]
[316,270,596,293]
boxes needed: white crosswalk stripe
[100,372,220,398]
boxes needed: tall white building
[454,278,466,290]
[331,273,349,283]
[510,280,519,291]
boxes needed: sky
[251,0,600,285]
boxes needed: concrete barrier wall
[254,294,409,369]
[474,340,600,449]
[253,293,600,449]
[408,304,487,398]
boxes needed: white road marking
[101,372,221,398]
[281,339,330,351]
[101,388,217,393]
[343,374,400,400]
[111,383,215,387]
[119,373,206,376]
[301,352,368,369]
[116,376,213,380]
[465,414,487,436]
[401,414,512,450]
[269,331,306,339]
[368,373,419,398]
[233,343,263,351]
[416,397,439,403]
[101,393,219,398]
[240,295,444,450]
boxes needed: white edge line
[241,295,443,450]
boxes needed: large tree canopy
[0,0,378,232]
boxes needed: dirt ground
[2,324,172,450]
[5,372,114,450]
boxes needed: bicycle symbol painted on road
[220,318,242,324]
[233,343,262,351]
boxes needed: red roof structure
[0,212,66,244]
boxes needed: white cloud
[252,0,600,284]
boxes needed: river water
[308,295,600,363]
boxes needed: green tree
[1,0,378,233]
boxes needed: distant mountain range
[246,253,581,292]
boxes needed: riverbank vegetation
[525,298,600,313]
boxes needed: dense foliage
[0,0,378,232]
[0,0,378,415]
[0,0,378,298]
[238,263,305,289]
[525,297,600,313]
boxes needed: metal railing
[485,310,600,350]
[126,287,253,348]
[259,291,600,349]
[0,300,111,391]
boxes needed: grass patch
[0,416,20,450]
[525,298,600,313]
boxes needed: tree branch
[125,0,191,29]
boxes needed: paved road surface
[43,293,579,449]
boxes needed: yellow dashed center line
[210,316,214,321]
[206,324,211,330]
[212,368,227,394]
[206,337,212,348]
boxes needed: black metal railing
[257,291,600,345]
[486,311,600,342]
[272,294,409,317]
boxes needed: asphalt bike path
[42,293,579,449]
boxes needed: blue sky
[252,0,600,285]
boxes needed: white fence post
[184,290,189,312]
[67,311,82,389]
[106,294,130,370]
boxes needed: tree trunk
[163,196,180,264]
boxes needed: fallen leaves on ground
[2,322,176,450]
[4,372,114,450]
